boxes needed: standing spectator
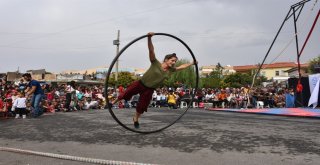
[65,81,76,111]
[12,92,27,119]
[285,88,295,108]
[23,73,44,117]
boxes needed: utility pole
[113,30,120,82]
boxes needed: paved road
[0,108,320,165]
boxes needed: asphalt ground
[1,108,320,165]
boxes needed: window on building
[275,71,279,76]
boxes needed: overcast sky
[0,0,319,73]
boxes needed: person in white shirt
[205,91,214,103]
[65,81,76,111]
[12,92,27,119]
[83,97,99,110]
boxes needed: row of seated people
[109,89,292,109]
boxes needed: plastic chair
[256,101,264,109]
[192,102,198,108]
[180,101,188,108]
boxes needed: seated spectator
[181,90,192,105]
[155,91,161,108]
[196,89,204,103]
[24,101,32,116]
[274,91,285,108]
[218,89,228,108]
[0,97,8,118]
[83,97,99,110]
[42,100,55,113]
[160,92,167,107]
[211,91,219,108]
[51,99,59,112]
[242,92,249,109]
[228,91,237,108]
[167,90,178,109]
[18,79,27,92]
[131,94,140,108]
[204,91,214,103]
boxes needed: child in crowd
[42,100,55,113]
[0,97,8,118]
[12,92,27,119]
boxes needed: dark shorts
[118,81,154,114]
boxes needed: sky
[0,0,319,73]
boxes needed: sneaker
[15,114,20,119]
[133,118,139,129]
[22,115,26,119]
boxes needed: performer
[112,32,197,128]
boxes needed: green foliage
[224,72,251,88]
[308,55,320,74]
[200,77,221,88]
[199,62,225,88]
[109,72,136,87]
[165,59,197,88]
[208,70,222,79]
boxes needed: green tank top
[140,59,176,89]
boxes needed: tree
[109,72,135,87]
[224,72,252,88]
[165,59,197,88]
[200,76,222,88]
[308,55,320,74]
[199,63,225,88]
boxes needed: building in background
[233,62,309,82]
[199,65,236,77]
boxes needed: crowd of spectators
[111,85,295,110]
[0,77,296,119]
[0,78,107,119]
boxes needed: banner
[308,74,320,108]
[309,74,320,92]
